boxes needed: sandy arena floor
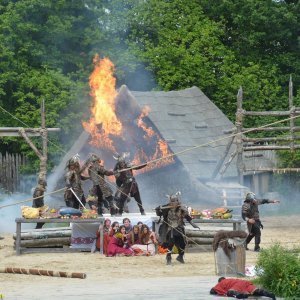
[0,215,299,299]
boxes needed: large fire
[82,55,122,151]
[83,54,174,173]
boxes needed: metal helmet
[113,152,130,163]
[90,153,101,163]
[168,191,181,204]
[245,192,256,201]
[66,154,80,169]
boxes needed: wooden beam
[235,86,244,185]
[242,126,300,132]
[211,136,235,179]
[244,145,300,151]
[289,76,295,150]
[18,128,43,159]
[243,136,300,142]
[0,127,60,137]
[245,168,300,172]
[244,111,292,116]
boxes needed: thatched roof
[50,85,274,207]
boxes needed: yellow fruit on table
[223,212,232,219]
[212,207,228,215]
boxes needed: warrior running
[155,192,200,265]
[242,192,280,252]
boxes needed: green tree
[0,0,103,170]
[125,0,233,93]
[124,0,289,123]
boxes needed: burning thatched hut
[49,82,274,210]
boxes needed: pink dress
[106,235,133,257]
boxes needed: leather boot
[166,254,172,265]
[176,254,185,264]
[253,289,276,300]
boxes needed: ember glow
[83,54,174,172]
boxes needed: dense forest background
[1,0,300,192]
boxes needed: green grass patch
[254,243,300,299]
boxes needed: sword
[70,188,86,209]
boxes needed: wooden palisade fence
[0,152,26,193]
[235,76,300,185]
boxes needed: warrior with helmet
[85,153,117,216]
[113,152,147,216]
[64,154,88,209]
[242,192,280,252]
[32,177,47,229]
[155,192,200,265]
[32,177,47,209]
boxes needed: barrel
[215,239,245,276]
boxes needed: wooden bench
[191,218,243,231]
[15,218,104,255]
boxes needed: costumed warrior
[242,192,280,252]
[85,154,117,216]
[32,177,47,229]
[64,154,88,209]
[113,152,146,215]
[155,192,200,265]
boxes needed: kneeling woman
[106,225,134,257]
[131,224,157,256]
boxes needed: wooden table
[152,217,243,231]
[15,218,104,255]
[191,218,243,231]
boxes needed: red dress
[106,234,133,257]
[212,278,257,295]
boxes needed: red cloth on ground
[212,278,257,295]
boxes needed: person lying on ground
[210,277,276,299]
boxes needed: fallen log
[185,229,223,238]
[13,230,71,240]
[186,237,214,245]
[14,237,71,248]
[0,267,86,279]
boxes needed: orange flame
[83,54,174,173]
[82,55,122,151]
[133,108,174,173]
[137,106,155,141]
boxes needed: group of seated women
[95,218,158,257]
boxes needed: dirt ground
[0,215,299,299]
